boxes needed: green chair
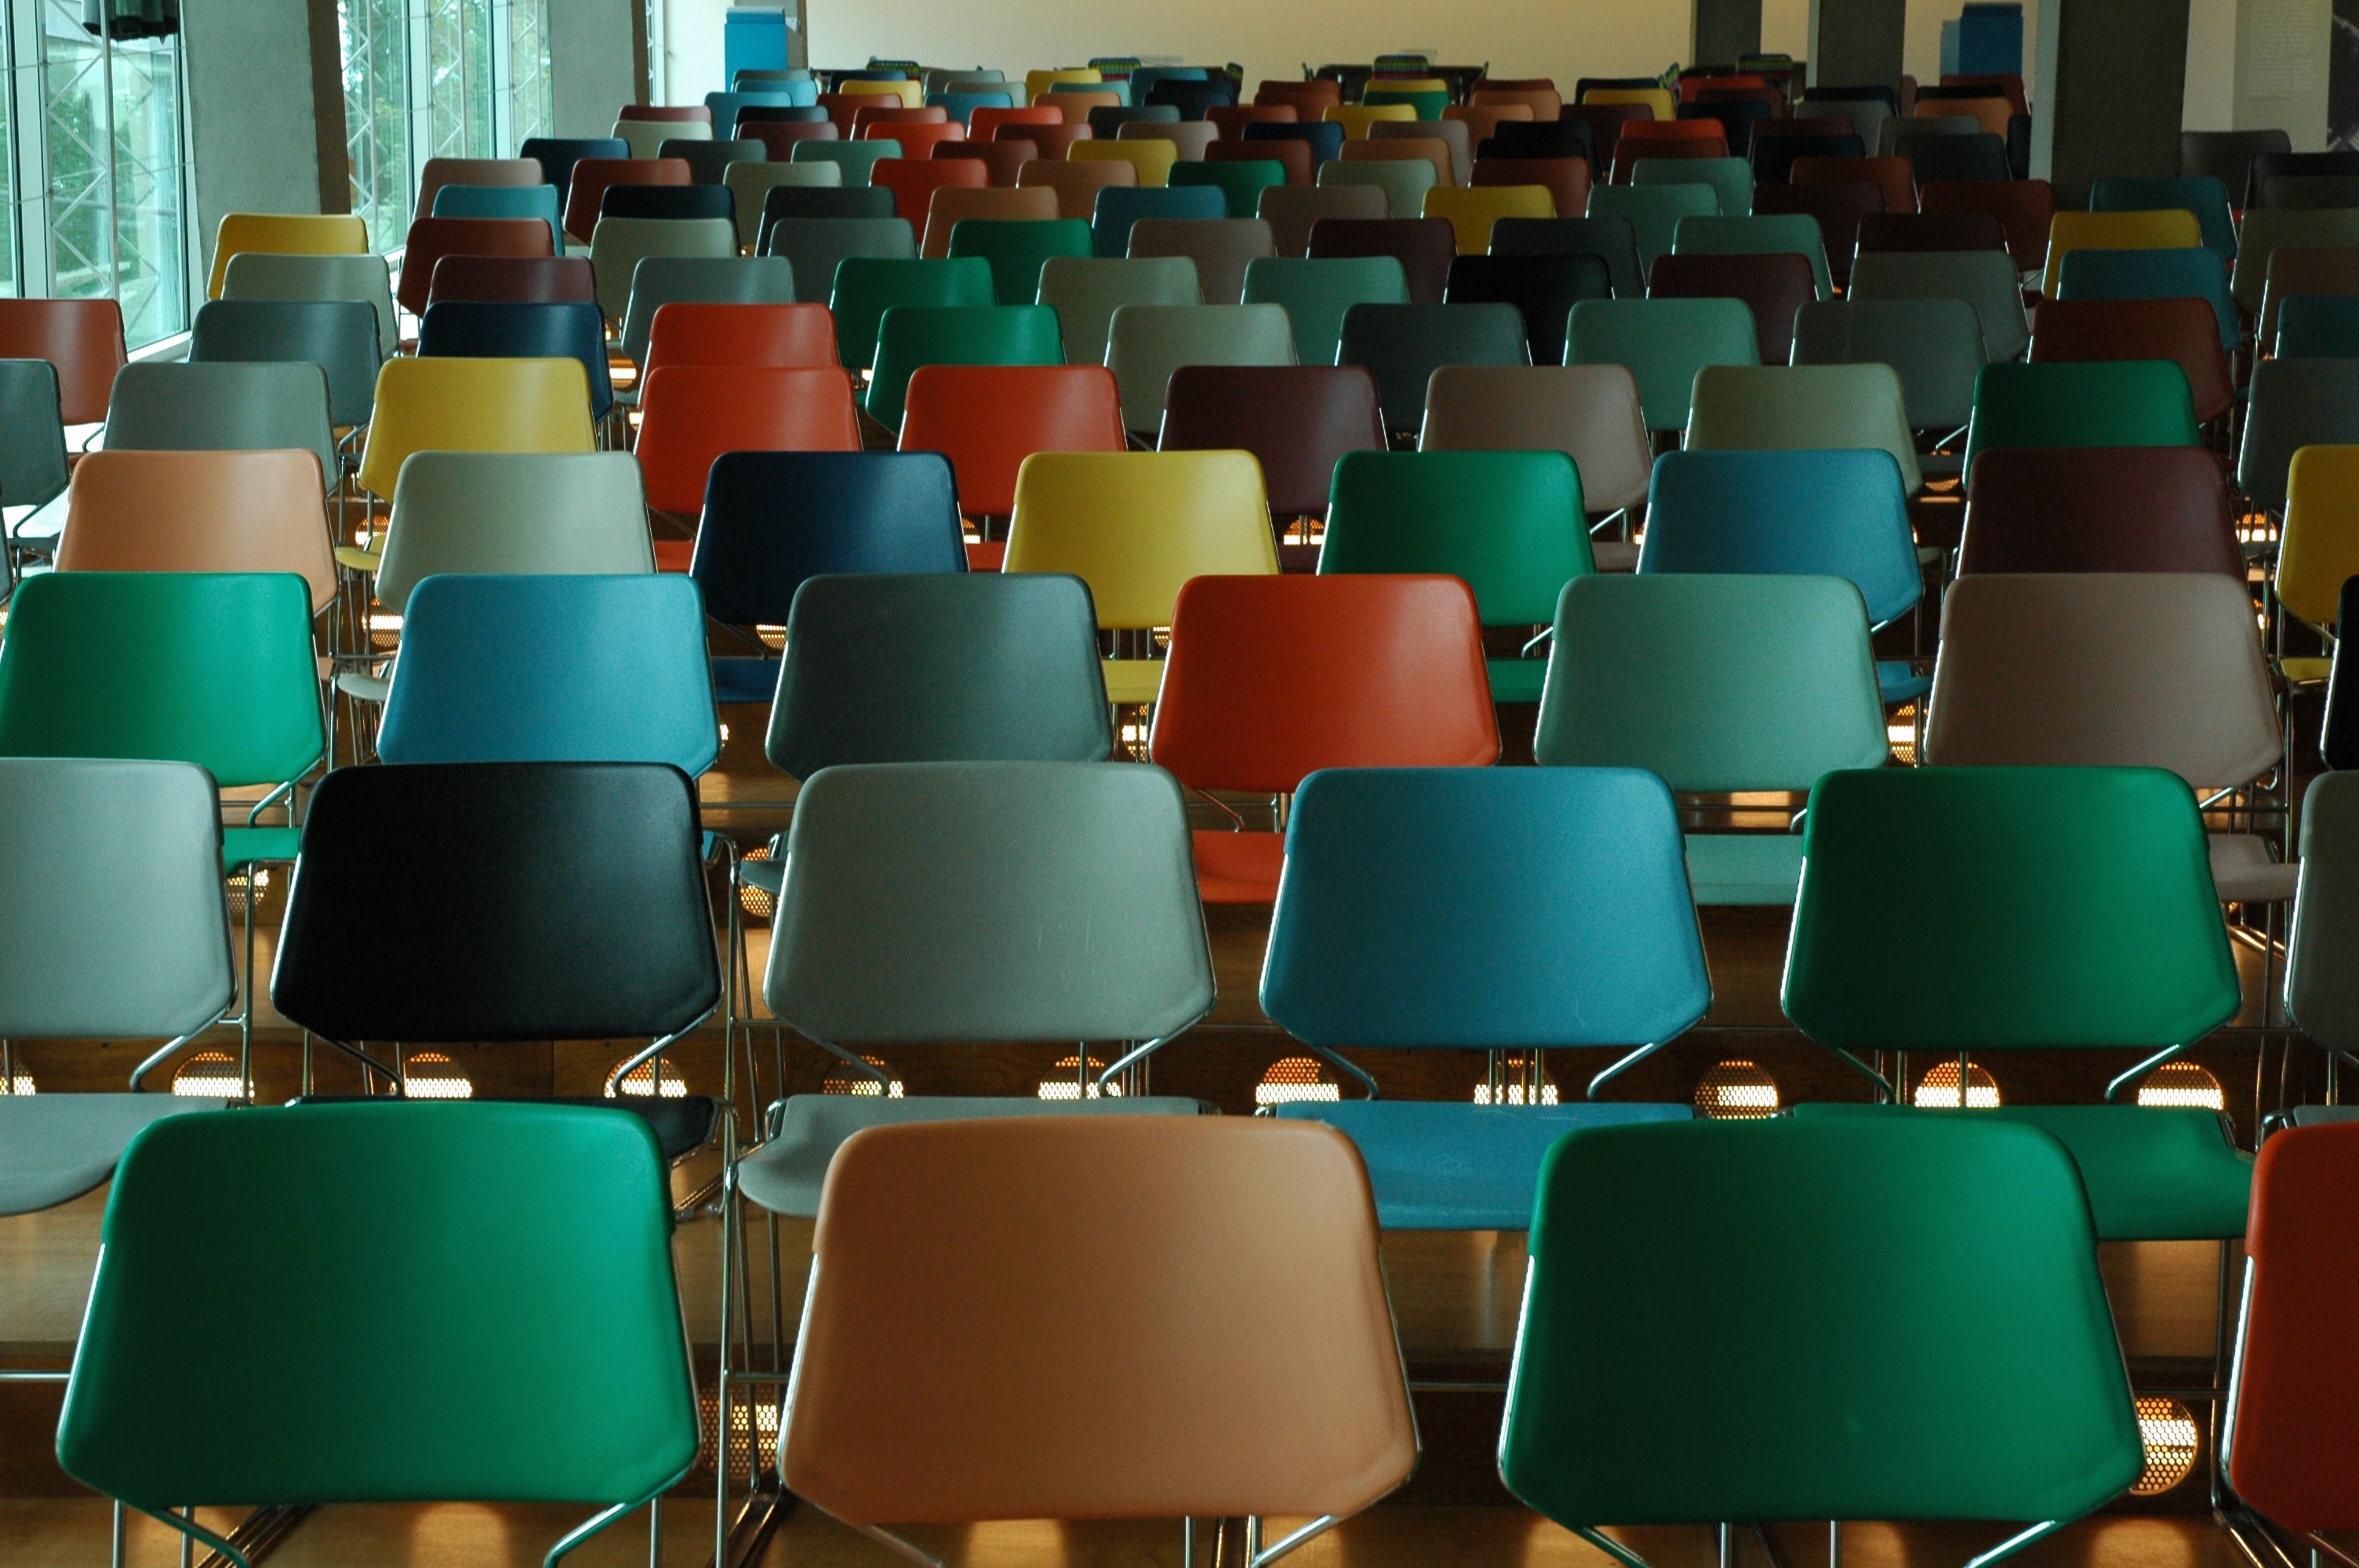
[1037,255,1203,365]
[1584,182,1719,270]
[1104,303,1296,435]
[1961,361,2200,478]
[865,303,1063,427]
[947,216,1095,305]
[1363,87,1448,120]
[1172,158,1288,219]
[791,137,900,185]
[56,1102,698,1568]
[1566,297,1759,432]
[1672,212,1832,299]
[1239,255,1409,368]
[1321,449,1592,702]
[1685,364,1922,493]
[1501,1114,2141,1568]
[829,256,994,371]
[1317,157,1438,220]
[1630,155,1753,219]
[1848,249,2030,364]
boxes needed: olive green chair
[1961,361,2201,478]
[946,217,1095,306]
[1672,212,1833,299]
[2230,207,2359,312]
[865,303,1063,428]
[1685,364,1922,494]
[56,1102,698,1568]
[1320,450,1593,702]
[1502,1114,2142,1568]
[1239,255,1410,368]
[1536,573,1888,904]
[1103,303,1296,435]
[1172,158,1289,219]
[1629,154,1753,220]
[829,256,994,371]
[791,137,900,185]
[1036,255,1203,366]
[1317,157,1438,220]
[1585,182,1717,270]
[1566,297,1759,432]
[1848,249,2030,364]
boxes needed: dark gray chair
[598,183,736,223]
[1489,216,1645,299]
[0,358,72,572]
[1339,301,1530,436]
[761,218,917,312]
[189,299,382,429]
[1896,129,2011,183]
[658,136,765,184]
[2180,128,2290,192]
[103,361,337,494]
[2239,359,2359,517]
[616,253,798,372]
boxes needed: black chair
[1338,302,1531,435]
[189,299,382,430]
[2325,576,2359,771]
[761,183,898,228]
[1806,83,1898,111]
[272,761,725,1161]
[1444,252,1611,365]
[735,104,831,129]
[1245,120,1346,166]
[1146,78,1238,118]
[2249,150,2359,209]
[1481,118,1594,164]
[1751,132,1866,183]
[599,183,735,223]
[1306,216,1458,306]
[1896,130,2010,184]
[1087,105,1179,137]
[1489,216,1644,299]
[659,137,764,184]
[1574,75,1658,97]
[1679,100,1771,156]
[2179,128,2291,192]
[519,135,627,200]
[415,299,614,420]
[1855,211,2008,254]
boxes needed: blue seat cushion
[712,655,781,705]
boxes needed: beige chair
[1125,218,1277,305]
[1683,365,1923,494]
[1259,183,1389,256]
[1104,303,1296,435]
[1122,120,1216,161]
[1419,365,1651,568]
[369,451,652,614]
[1019,157,1138,220]
[920,185,1060,257]
[587,216,739,321]
[613,118,710,159]
[56,448,336,616]
[1038,256,1202,366]
[1371,118,1471,185]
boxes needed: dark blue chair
[2055,245,2238,354]
[1146,78,1238,118]
[1261,766,1708,1230]
[431,183,562,249]
[2089,175,2237,263]
[1639,448,1926,702]
[1092,184,1227,258]
[1244,120,1346,169]
[519,136,627,200]
[598,183,734,223]
[2325,576,2359,771]
[2277,295,2359,358]
[415,299,614,419]
[376,573,719,776]
[689,451,967,703]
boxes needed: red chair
[852,105,949,135]
[1149,574,1500,903]
[1921,179,2058,278]
[1004,122,1092,159]
[0,299,125,426]
[2226,1121,2359,1534]
[1648,252,1818,365]
[1679,73,1768,102]
[1751,182,1883,289]
[900,364,1125,566]
[1158,365,1387,570]
[743,121,839,160]
[935,140,1038,187]
[618,105,712,123]
[634,365,862,516]
[1957,447,2245,579]
[871,157,987,225]
[816,93,874,135]
[1209,104,1297,140]
[427,254,597,307]
[1791,154,1917,215]
[971,105,1063,140]
[395,216,554,316]
[1209,139,1311,187]
[869,122,966,162]
[643,303,839,376]
[1472,157,1591,220]
[2030,298,2234,423]
[563,157,690,242]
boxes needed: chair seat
[965,540,1007,571]
[333,545,381,573]
[1487,655,1548,703]
[1193,827,1284,902]
[334,669,391,703]
[2211,833,2299,904]
[1274,1099,1692,1229]
[2281,655,2332,684]
[0,1094,233,1217]
[1877,659,1932,703]
[651,539,695,573]
[738,1092,1208,1217]
[296,1094,721,1163]
[712,655,781,704]
[1103,655,1166,706]
[224,826,302,870]
[1592,539,1639,573]
[1685,833,1804,906]
[739,855,787,895]
[1794,1102,2252,1240]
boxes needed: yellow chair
[1370,77,1450,96]
[1026,68,1101,105]
[207,212,369,300]
[355,358,597,504]
[1070,137,1178,188]
[1325,103,1417,140]
[2041,209,2205,297]
[1424,184,1557,253]
[839,79,921,107]
[2276,445,2359,683]
[1004,450,1280,705]
[1582,86,1677,122]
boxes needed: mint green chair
[947,217,1095,305]
[1630,155,1753,219]
[1672,212,1832,299]
[791,138,900,185]
[1567,297,1759,431]
[1318,157,1437,220]
[1584,181,1719,270]
[1240,255,1409,368]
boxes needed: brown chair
[852,104,949,136]
[1856,211,2008,255]
[1473,158,1591,223]
[1939,74,2029,115]
[562,157,690,244]
[936,139,1038,187]
[743,120,839,161]
[2030,298,2233,423]
[1209,103,1298,140]
[1792,154,1916,215]
[1017,157,1136,220]
[1420,363,1653,524]
[1563,103,1651,172]
[1003,122,1093,159]
[426,254,597,307]
[1648,252,1818,365]
[394,216,555,317]
[1957,447,2245,579]
[0,298,126,426]
[1471,86,1563,122]
[56,449,336,615]
[1307,217,1458,306]
[815,93,872,134]
[1210,138,1311,188]
[1341,137,1456,188]
[1752,181,1884,289]
[415,158,543,221]
[1921,179,2057,276]
[1125,122,1216,162]
[1160,365,1386,562]
[1259,184,1388,256]
[2260,245,2359,351]
[781,1117,1418,1539]
[1128,220,1277,306]
[1372,119,1473,185]
[1256,80,1343,115]
[1449,103,1537,147]
[918,187,1060,257]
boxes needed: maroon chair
[426,254,598,308]
[1307,217,1457,307]
[936,140,1038,187]
[1791,154,1916,215]
[1751,181,1883,289]
[2029,297,2234,424]
[618,105,713,124]
[1856,211,2008,255]
[1561,103,1652,173]
[395,216,555,316]
[1209,138,1311,187]
[1646,252,1818,365]
[1209,104,1298,140]
[562,157,691,243]
[1001,122,1092,159]
[1957,447,2245,579]
[1920,179,2057,278]
[743,121,839,161]
[1158,365,1387,571]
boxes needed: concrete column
[181,0,326,258]
[1809,0,1908,91]
[1696,0,1766,64]
[551,0,644,139]
[2031,0,2193,205]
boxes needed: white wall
[661,0,733,106]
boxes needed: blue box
[725,7,790,80]
[1941,3,2023,78]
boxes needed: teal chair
[1671,212,1831,299]
[1239,255,1408,368]
[1961,361,2201,477]
[1172,158,1288,219]
[2090,175,2237,262]
[1630,154,1753,219]
[865,303,1063,427]
[1321,449,1592,702]
[828,255,994,371]
[1566,296,1758,431]
[791,138,900,185]
[431,182,563,250]
[1584,182,1719,270]
[947,216,1094,305]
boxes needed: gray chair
[1490,216,1645,298]
[659,136,764,184]
[219,250,399,359]
[727,161,841,249]
[1808,96,1893,157]
[0,757,234,1218]
[1125,216,1277,305]
[1339,301,1530,437]
[1878,114,1981,155]
[1847,248,2029,363]
[740,760,1216,1219]
[763,218,917,312]
[0,359,71,566]
[1792,298,1986,437]
[2288,770,2359,1066]
[2240,359,2359,517]
[103,361,338,493]
[617,253,798,370]
[189,299,382,429]
[2181,128,2291,190]
[1104,302,1295,434]
[1038,255,1202,367]
[1899,130,2012,184]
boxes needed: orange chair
[871,157,988,226]
[562,157,691,243]
[634,365,861,515]
[0,298,125,426]
[869,122,968,161]
[1473,157,1590,219]
[1256,80,1343,115]
[1017,158,1136,220]
[1470,86,1563,121]
[2029,297,2233,423]
[851,105,949,135]
[899,364,1125,562]
[1005,122,1093,160]
[919,186,1060,257]
[1794,154,1917,216]
[394,216,555,316]
[642,303,839,376]
[972,105,1063,141]
[55,449,337,616]
[1149,573,1499,902]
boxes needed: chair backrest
[0,572,323,789]
[1670,212,1832,299]
[871,156,988,227]
[1321,449,1591,625]
[415,155,545,220]
[762,217,918,308]
[767,760,1213,1043]
[1016,156,1137,220]
[1239,255,1410,368]
[1894,129,2012,184]
[220,252,398,358]
[0,298,128,425]
[1125,217,1278,305]
[1685,365,1920,492]
[2181,127,2290,189]
[1957,447,2242,579]
[2241,360,2359,516]
[1303,216,1456,304]
[59,450,336,615]
[1857,211,2008,254]
[1418,364,1651,514]
[866,303,1063,427]
[598,183,735,223]
[829,256,995,370]
[1645,250,1816,365]
[1469,158,1593,230]
[0,757,232,1040]
[691,451,965,626]
[356,357,594,501]
[658,137,764,185]
[272,762,718,1043]
[378,575,718,775]
[1104,303,1296,434]
[205,212,369,300]
[1317,156,1440,220]
[2030,297,2232,423]
[1964,361,2200,481]
[1150,574,1499,793]
[2055,245,2237,353]
[1790,154,1917,218]
[396,216,555,315]
[1258,184,1388,256]
[2233,208,2359,310]
[1790,299,1985,433]
[2090,175,2236,260]
[635,365,863,512]
[427,253,598,310]
[1785,764,2239,1051]
[564,156,691,241]
[1537,572,1887,790]
[2259,245,2359,348]
[103,361,337,492]
[1628,157,1753,223]
[642,300,835,378]
[2248,149,2359,207]
[416,299,614,420]
[1641,448,1920,626]
[613,118,705,158]
[1500,1115,2140,1530]
[431,181,564,246]
[1157,365,1385,517]
[1846,248,2028,361]
[941,214,1094,309]
[2277,444,2359,633]
[1566,296,1759,433]
[900,364,1125,515]
[520,135,630,198]
[727,160,841,247]
[1173,157,1291,220]
[921,186,1060,257]
[1005,450,1278,629]
[0,358,69,517]
[763,182,896,225]
[2287,773,2359,1050]
[1920,177,2057,274]
[792,139,900,188]
[768,573,1111,779]
[1441,253,1611,365]
[1925,572,2281,789]
[1583,182,1719,271]
[375,451,652,612]
[1488,216,1645,299]
[588,216,739,320]
[2275,290,2359,359]
[189,299,382,429]
[1338,301,1528,434]
[1036,255,1202,365]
